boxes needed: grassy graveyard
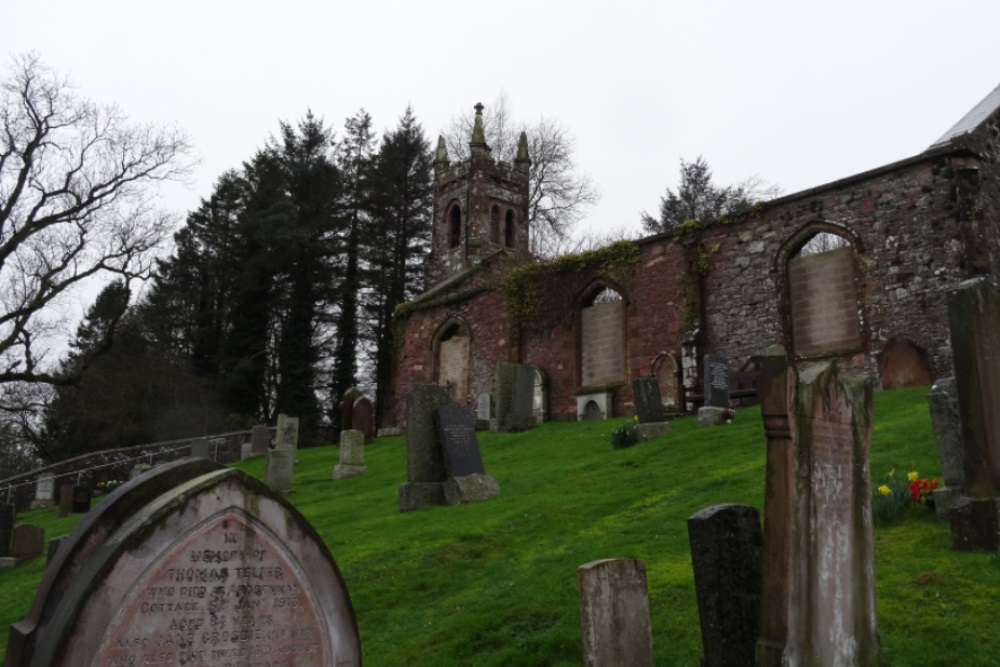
[2,385,999,666]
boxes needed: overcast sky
[9,0,1000,242]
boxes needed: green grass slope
[3,386,999,666]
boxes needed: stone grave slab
[332,429,368,480]
[353,395,375,443]
[632,376,665,424]
[399,384,452,512]
[704,354,730,408]
[31,473,55,510]
[578,558,654,667]
[495,362,536,432]
[10,524,44,563]
[6,459,360,666]
[0,503,15,558]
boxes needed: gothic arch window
[447,202,461,249]
[779,223,864,358]
[580,284,625,386]
[490,206,500,244]
[504,210,516,248]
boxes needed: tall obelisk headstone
[757,357,878,667]
[946,277,1000,550]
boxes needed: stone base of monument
[949,496,1000,551]
[0,557,14,570]
[398,481,448,512]
[29,500,54,510]
[636,422,671,441]
[933,485,962,520]
[332,464,368,481]
[697,406,726,427]
[443,473,500,505]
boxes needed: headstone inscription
[494,362,536,432]
[687,504,762,667]
[10,524,44,563]
[5,460,361,667]
[434,403,501,505]
[927,377,965,517]
[353,395,375,443]
[399,384,452,512]
[704,355,730,408]
[631,376,665,424]
[332,429,368,480]
[0,503,15,558]
[946,277,1000,550]
[756,359,878,667]
[31,473,55,509]
[578,558,654,667]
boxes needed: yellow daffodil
[907,471,919,482]
[878,485,891,496]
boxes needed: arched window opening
[580,285,625,386]
[796,231,850,257]
[448,205,461,249]
[490,206,500,244]
[588,287,623,306]
[504,210,516,247]
[436,322,470,403]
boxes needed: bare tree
[0,53,193,389]
[444,92,600,257]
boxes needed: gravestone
[399,384,452,512]
[265,448,295,494]
[578,558,654,667]
[71,487,91,514]
[129,463,151,480]
[250,423,271,456]
[477,392,493,421]
[631,376,665,424]
[5,459,360,667]
[189,437,210,459]
[434,403,500,505]
[927,377,965,517]
[0,503,15,558]
[275,413,300,451]
[353,395,375,444]
[31,473,55,509]
[46,536,66,566]
[332,429,368,480]
[687,504,762,667]
[10,524,44,563]
[756,357,878,667]
[58,485,74,517]
[341,386,362,433]
[946,278,1000,550]
[495,362,536,432]
[704,355,730,408]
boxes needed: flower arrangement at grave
[871,469,939,526]
[610,418,641,450]
[95,479,123,495]
[907,471,939,505]
[721,407,736,423]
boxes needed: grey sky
[9,0,1000,241]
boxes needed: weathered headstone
[71,487,91,514]
[435,403,500,505]
[0,503,15,558]
[275,413,300,451]
[31,473,55,510]
[477,392,493,421]
[704,354,730,408]
[332,429,368,480]
[946,278,1000,550]
[756,358,878,667]
[632,376,665,424]
[341,386,362,433]
[189,437,210,459]
[399,384,452,511]
[687,504,762,667]
[353,395,375,444]
[265,448,295,494]
[578,558,654,667]
[927,377,965,517]
[5,460,361,667]
[495,362,536,432]
[58,485,74,517]
[250,423,271,456]
[10,524,44,563]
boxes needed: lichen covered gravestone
[927,377,965,517]
[577,558,654,667]
[332,429,368,480]
[5,459,360,667]
[31,473,55,510]
[494,362,536,432]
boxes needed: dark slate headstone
[0,503,15,558]
[71,487,91,514]
[10,524,44,563]
[495,362,536,432]
[632,377,665,424]
[435,403,487,477]
[6,460,361,667]
[687,504,762,667]
[353,395,375,444]
[704,355,730,408]
[46,536,66,566]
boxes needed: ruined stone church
[389,85,1000,426]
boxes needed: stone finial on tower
[470,102,489,150]
[515,131,531,172]
[434,135,450,170]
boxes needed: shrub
[610,419,641,450]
